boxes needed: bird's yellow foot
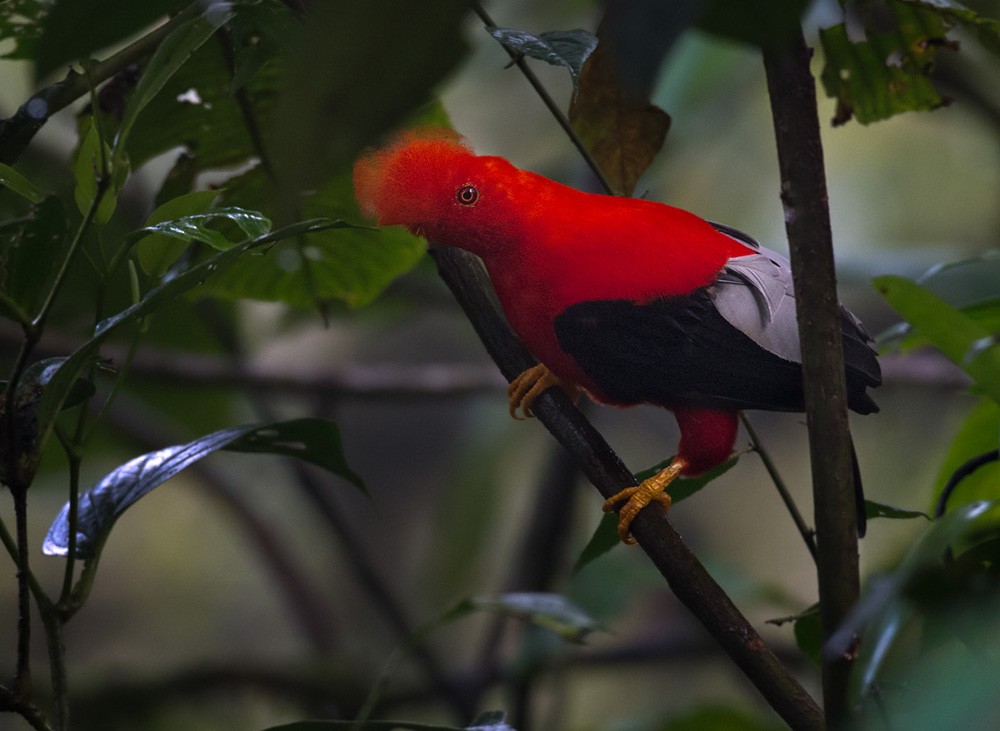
[603,457,688,544]
[507,363,578,420]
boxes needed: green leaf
[827,501,1000,697]
[469,592,603,644]
[874,275,1000,403]
[134,189,221,276]
[819,1,957,125]
[933,397,1000,511]
[0,0,48,60]
[572,455,739,573]
[269,0,469,197]
[5,196,67,316]
[0,161,46,202]
[135,206,271,254]
[262,722,501,731]
[34,0,186,80]
[865,500,931,521]
[43,418,362,559]
[113,10,231,171]
[34,219,356,455]
[789,605,823,666]
[697,0,808,50]
[211,167,424,308]
[896,0,1000,54]
[486,27,598,92]
[72,117,119,223]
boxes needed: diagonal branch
[429,245,824,730]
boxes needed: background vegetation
[0,0,998,729]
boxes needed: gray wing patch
[710,248,803,364]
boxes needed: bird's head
[353,128,532,256]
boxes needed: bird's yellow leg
[507,363,578,420]
[603,457,689,544]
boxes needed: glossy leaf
[136,206,271,254]
[43,418,362,559]
[569,26,671,196]
[34,219,356,457]
[0,161,46,202]
[134,189,221,276]
[486,27,598,93]
[470,592,602,644]
[819,1,957,125]
[874,275,1000,404]
[34,0,185,80]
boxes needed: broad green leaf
[211,166,424,308]
[486,27,598,93]
[569,25,671,196]
[819,2,957,125]
[827,501,1000,697]
[34,219,355,455]
[573,455,739,573]
[469,592,602,644]
[697,0,807,50]
[874,275,1000,403]
[932,397,1000,511]
[269,0,469,197]
[135,189,221,276]
[113,10,231,172]
[34,0,186,80]
[0,0,48,60]
[0,161,46,202]
[5,196,67,316]
[43,417,362,559]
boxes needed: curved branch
[429,245,823,730]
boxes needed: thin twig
[740,413,818,561]
[471,1,615,195]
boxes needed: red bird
[353,129,880,543]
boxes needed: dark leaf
[569,24,671,196]
[697,0,807,50]
[0,161,46,202]
[270,0,469,198]
[865,500,931,521]
[792,606,823,666]
[0,0,48,60]
[486,27,598,92]
[34,0,186,80]
[262,722,499,731]
[43,418,362,559]
[658,704,786,730]
[134,189,222,276]
[35,218,356,455]
[6,195,66,316]
[571,513,621,576]
[933,398,1000,511]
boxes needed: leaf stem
[471,1,615,196]
[740,413,818,561]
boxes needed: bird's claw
[603,458,688,544]
[507,363,578,420]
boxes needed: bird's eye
[456,185,478,206]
